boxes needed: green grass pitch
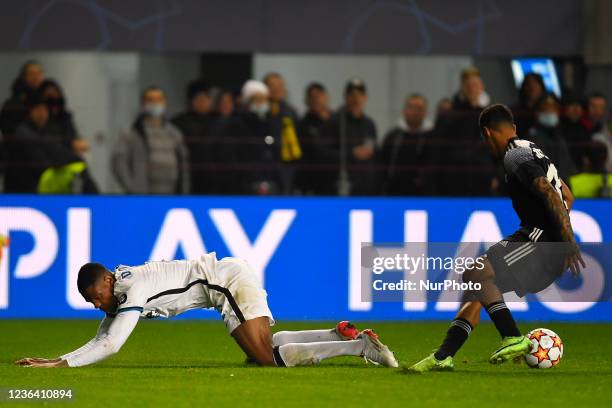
[1,320,611,407]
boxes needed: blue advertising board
[0,195,610,321]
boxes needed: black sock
[272,346,286,367]
[485,301,521,338]
[434,318,473,360]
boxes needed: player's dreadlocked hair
[77,262,108,298]
[478,104,514,131]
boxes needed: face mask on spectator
[250,102,269,118]
[143,103,165,117]
[537,112,559,128]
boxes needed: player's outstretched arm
[62,311,139,367]
[57,315,115,362]
[16,311,140,368]
[532,176,585,276]
[15,317,114,368]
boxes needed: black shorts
[484,227,568,297]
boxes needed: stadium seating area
[1,61,610,197]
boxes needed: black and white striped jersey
[503,137,567,242]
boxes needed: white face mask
[538,112,559,128]
[249,102,269,118]
[143,103,165,117]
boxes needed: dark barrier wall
[0,0,582,55]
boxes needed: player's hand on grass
[15,357,56,364]
[15,357,68,368]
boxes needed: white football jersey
[60,253,272,367]
[110,253,220,319]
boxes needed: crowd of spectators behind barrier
[0,60,610,197]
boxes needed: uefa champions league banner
[0,195,610,321]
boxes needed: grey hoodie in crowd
[112,119,189,194]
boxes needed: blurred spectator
[3,58,610,198]
[400,94,433,133]
[513,73,546,135]
[559,95,590,171]
[112,86,189,194]
[592,108,612,173]
[238,80,280,195]
[525,95,576,181]
[39,79,89,155]
[323,78,378,195]
[436,68,494,196]
[518,73,546,110]
[171,80,215,194]
[5,98,53,192]
[208,89,252,194]
[569,141,611,198]
[263,72,302,194]
[0,61,45,136]
[216,89,235,117]
[583,93,608,134]
[436,97,452,118]
[451,67,490,110]
[381,94,437,195]
[263,72,298,120]
[296,82,332,195]
[242,80,270,118]
[4,97,96,193]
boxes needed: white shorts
[204,256,275,334]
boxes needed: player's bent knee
[250,348,276,366]
[231,317,278,366]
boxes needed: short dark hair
[77,262,107,299]
[141,85,164,102]
[588,92,607,102]
[562,93,584,107]
[519,73,545,102]
[39,79,64,98]
[536,94,560,111]
[461,66,481,82]
[186,79,210,102]
[345,78,366,96]
[405,93,427,105]
[263,72,282,83]
[478,104,514,130]
[305,82,326,97]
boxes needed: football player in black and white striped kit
[16,253,398,368]
[407,104,585,372]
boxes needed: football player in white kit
[16,253,398,368]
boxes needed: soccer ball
[525,328,563,368]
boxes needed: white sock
[273,329,341,346]
[276,340,363,367]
